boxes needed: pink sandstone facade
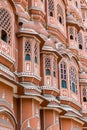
[1,0,87,130]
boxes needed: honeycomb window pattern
[48,0,54,17]
[34,43,38,56]
[82,11,85,21]
[25,41,31,61]
[57,4,64,25]
[84,36,87,50]
[60,61,66,80]
[34,43,38,63]
[0,8,11,44]
[83,88,87,102]
[69,27,74,39]
[25,41,31,53]
[83,88,86,97]
[45,57,51,75]
[78,32,83,49]
[53,58,57,77]
[45,57,51,68]
[69,67,77,93]
[69,27,74,35]
[60,61,67,88]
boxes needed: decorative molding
[20,82,41,94]
[0,64,15,78]
[0,50,15,64]
[17,72,41,80]
[60,96,81,107]
[41,86,59,93]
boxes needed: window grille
[45,57,51,68]
[83,88,87,102]
[82,11,85,21]
[84,36,87,51]
[53,58,57,77]
[0,8,11,44]
[25,41,31,61]
[48,0,54,17]
[78,32,83,49]
[45,57,51,75]
[57,4,64,25]
[60,61,67,88]
[34,43,38,63]
[69,27,74,40]
[69,67,77,93]
[25,41,31,53]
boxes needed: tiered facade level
[1,0,87,130]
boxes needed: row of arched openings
[25,46,78,94]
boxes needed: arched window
[57,4,64,25]
[1,30,7,42]
[46,69,51,75]
[48,0,54,17]
[69,67,77,93]
[0,8,11,44]
[60,61,67,88]
[78,32,83,50]
[50,12,53,17]
[45,57,51,75]
[25,54,31,61]
[83,88,87,102]
[59,16,62,24]
[69,27,74,40]
[70,35,73,40]
[25,41,31,61]
[34,43,38,64]
[79,44,82,49]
